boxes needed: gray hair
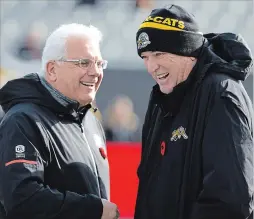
[40,23,103,76]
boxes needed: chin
[160,86,173,94]
[79,94,95,106]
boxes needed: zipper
[80,122,101,197]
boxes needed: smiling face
[141,51,196,94]
[46,36,104,106]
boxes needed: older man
[134,4,253,219]
[0,23,119,219]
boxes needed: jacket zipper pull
[79,120,84,133]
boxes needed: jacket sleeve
[190,95,253,219]
[0,113,103,219]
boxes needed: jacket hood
[203,32,253,81]
[0,73,85,114]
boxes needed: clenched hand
[101,199,120,219]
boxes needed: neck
[40,76,78,109]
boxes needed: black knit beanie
[136,5,204,57]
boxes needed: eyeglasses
[58,58,108,70]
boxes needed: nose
[146,59,159,75]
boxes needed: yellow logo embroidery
[170,126,188,142]
[139,16,185,31]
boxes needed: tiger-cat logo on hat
[137,32,151,49]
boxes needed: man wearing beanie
[135,4,253,219]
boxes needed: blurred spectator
[103,94,141,142]
[136,0,153,9]
[0,67,17,87]
[15,30,42,61]
[0,67,17,122]
[75,0,97,6]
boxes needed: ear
[46,61,57,82]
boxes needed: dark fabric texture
[0,74,109,219]
[134,31,253,219]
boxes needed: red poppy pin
[99,147,107,159]
[161,141,166,156]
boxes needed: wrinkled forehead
[65,36,102,59]
[141,50,179,58]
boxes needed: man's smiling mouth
[81,82,95,87]
[157,73,169,80]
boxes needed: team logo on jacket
[15,145,25,158]
[137,32,151,49]
[170,126,188,141]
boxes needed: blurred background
[0,0,253,217]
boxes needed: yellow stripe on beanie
[139,22,184,31]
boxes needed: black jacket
[134,33,254,219]
[0,73,109,219]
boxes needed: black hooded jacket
[0,74,109,219]
[134,33,253,219]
